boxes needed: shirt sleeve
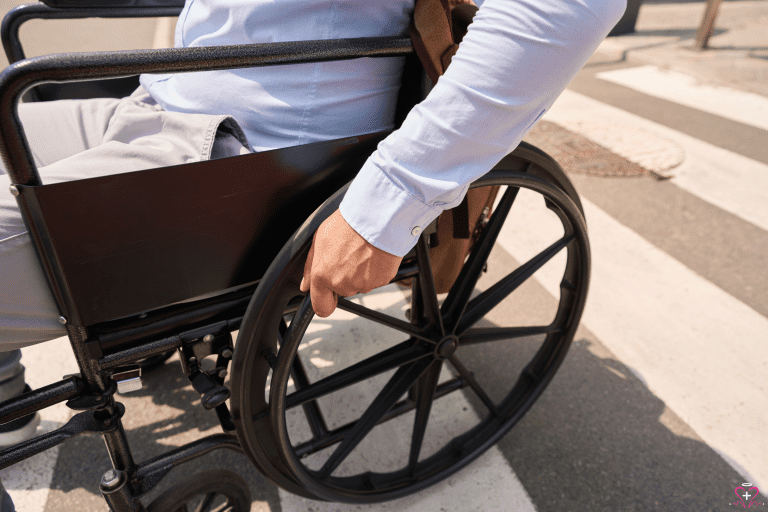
[339,0,627,257]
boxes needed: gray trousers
[0,350,19,512]
[0,87,251,351]
[0,479,13,512]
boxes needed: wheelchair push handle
[0,36,413,187]
[39,0,184,8]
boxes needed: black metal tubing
[64,324,140,479]
[133,433,242,497]
[0,36,413,186]
[0,376,83,425]
[100,469,147,512]
[2,3,184,65]
[94,286,255,353]
[99,334,181,370]
[98,315,249,370]
[0,406,120,470]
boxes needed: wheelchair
[0,0,591,509]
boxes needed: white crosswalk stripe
[596,65,768,132]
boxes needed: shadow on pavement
[44,357,282,512]
[459,246,747,512]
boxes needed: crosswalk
[4,62,767,511]
[595,66,768,132]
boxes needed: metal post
[66,326,137,475]
[100,469,146,512]
[694,0,723,50]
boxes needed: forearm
[340,0,626,256]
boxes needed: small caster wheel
[146,470,251,512]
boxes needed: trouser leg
[1,96,122,348]
[0,477,14,512]
[0,349,39,448]
[0,351,24,403]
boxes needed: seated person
[0,0,623,506]
[0,0,624,346]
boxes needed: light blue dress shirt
[141,0,625,257]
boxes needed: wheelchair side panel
[14,131,388,327]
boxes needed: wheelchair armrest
[40,0,184,7]
[0,36,413,187]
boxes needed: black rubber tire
[145,470,251,512]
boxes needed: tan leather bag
[409,0,501,293]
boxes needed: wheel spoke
[278,317,288,342]
[456,234,574,335]
[316,357,435,479]
[276,341,431,416]
[292,356,328,438]
[460,325,559,345]
[336,298,434,344]
[447,355,498,415]
[294,376,467,459]
[415,235,445,336]
[442,185,520,331]
[194,492,216,512]
[408,360,443,470]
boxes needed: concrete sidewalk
[592,0,768,97]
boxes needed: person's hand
[300,209,403,317]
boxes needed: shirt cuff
[339,157,443,257]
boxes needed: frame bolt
[58,316,67,325]
[221,348,233,359]
[218,369,228,379]
[100,469,122,489]
[203,334,214,343]
[9,185,19,197]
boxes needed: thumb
[311,284,338,318]
[300,233,317,293]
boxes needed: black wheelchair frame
[0,1,591,510]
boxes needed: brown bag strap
[410,0,477,84]
[410,0,478,237]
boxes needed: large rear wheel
[232,147,590,503]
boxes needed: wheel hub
[434,335,459,359]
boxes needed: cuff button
[411,226,422,237]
